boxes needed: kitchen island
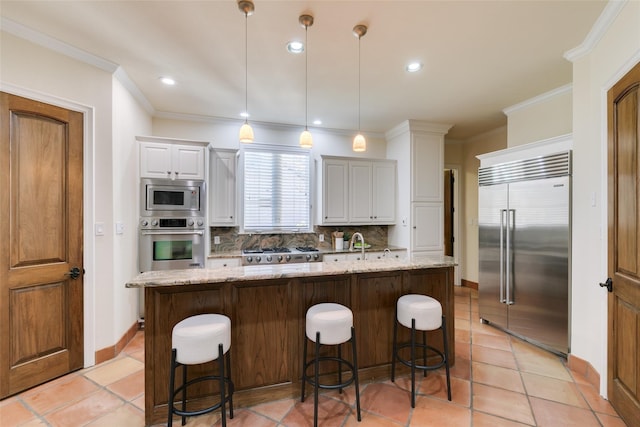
[126,256,456,426]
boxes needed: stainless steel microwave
[141,178,205,217]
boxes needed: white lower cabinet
[207,258,241,269]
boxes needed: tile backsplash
[210,225,388,253]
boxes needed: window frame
[238,144,314,234]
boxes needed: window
[242,146,311,232]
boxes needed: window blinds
[243,148,311,232]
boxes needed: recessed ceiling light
[405,62,423,73]
[313,119,322,125]
[240,112,250,118]
[287,41,304,54]
[160,76,176,85]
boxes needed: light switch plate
[95,222,105,236]
[115,222,125,235]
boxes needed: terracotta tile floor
[1,287,629,427]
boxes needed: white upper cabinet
[319,156,396,226]
[321,158,350,224]
[139,137,207,180]
[209,149,237,226]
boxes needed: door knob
[66,267,83,280]
[599,277,613,293]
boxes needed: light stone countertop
[127,255,456,288]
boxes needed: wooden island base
[143,266,454,426]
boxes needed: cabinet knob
[413,226,417,229]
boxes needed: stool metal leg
[410,318,416,408]
[351,326,361,422]
[181,364,187,425]
[391,307,398,382]
[301,331,308,402]
[314,331,321,427]
[442,316,452,401]
[338,344,343,394]
[168,349,177,427]
[226,350,234,418]
[218,344,226,427]
[423,330,427,377]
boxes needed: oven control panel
[139,216,205,229]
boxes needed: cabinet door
[140,142,173,179]
[322,159,349,224]
[349,161,372,223]
[411,133,443,202]
[210,150,236,225]
[412,202,443,252]
[372,161,396,223]
[173,145,205,180]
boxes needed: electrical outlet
[318,234,324,242]
[214,236,221,244]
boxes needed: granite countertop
[208,245,407,259]
[127,254,456,288]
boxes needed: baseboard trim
[567,353,600,391]
[461,279,478,290]
[95,321,140,365]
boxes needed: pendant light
[352,24,367,152]
[238,0,255,143]
[299,14,314,149]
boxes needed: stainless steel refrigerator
[478,151,571,355]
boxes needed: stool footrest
[170,375,234,417]
[394,342,446,371]
[303,356,356,390]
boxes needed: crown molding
[502,84,572,115]
[1,17,118,73]
[113,67,154,114]
[385,119,452,140]
[563,0,628,62]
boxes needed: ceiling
[0,1,607,140]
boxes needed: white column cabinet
[209,149,237,226]
[139,138,207,180]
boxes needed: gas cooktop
[241,247,321,265]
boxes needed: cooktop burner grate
[295,246,319,252]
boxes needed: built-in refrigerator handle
[500,209,507,303]
[506,209,515,305]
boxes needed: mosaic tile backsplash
[210,225,388,254]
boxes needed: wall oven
[140,178,205,217]
[139,216,206,272]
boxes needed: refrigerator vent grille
[478,151,571,186]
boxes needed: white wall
[152,116,388,159]
[569,0,640,395]
[504,85,573,147]
[112,77,152,340]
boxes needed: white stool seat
[397,294,442,331]
[306,303,352,345]
[172,314,231,365]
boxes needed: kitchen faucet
[349,232,366,258]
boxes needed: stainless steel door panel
[478,184,508,328]
[507,176,570,353]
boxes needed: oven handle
[141,230,205,236]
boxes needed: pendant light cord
[357,35,361,133]
[244,11,249,124]
[305,26,308,130]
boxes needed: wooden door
[444,170,454,256]
[0,92,84,398]
[607,61,640,426]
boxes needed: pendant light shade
[352,133,366,152]
[352,24,367,152]
[299,14,314,148]
[239,0,255,144]
[299,129,313,148]
[239,123,255,143]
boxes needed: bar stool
[168,314,234,427]
[301,303,361,426]
[391,294,451,407]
